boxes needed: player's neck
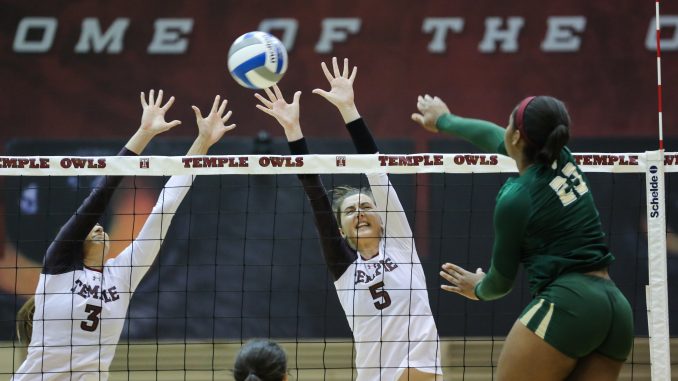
[516,156,533,175]
[83,254,105,271]
[356,239,380,260]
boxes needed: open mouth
[356,222,370,229]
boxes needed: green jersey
[437,113,614,300]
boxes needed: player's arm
[44,90,180,274]
[255,85,357,280]
[412,95,506,154]
[313,58,414,240]
[112,95,235,291]
[311,57,377,155]
[347,119,413,239]
[288,139,357,279]
[474,184,531,300]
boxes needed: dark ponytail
[233,340,287,381]
[513,96,571,166]
[536,124,569,165]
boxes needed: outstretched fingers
[155,89,164,107]
[222,110,233,123]
[272,84,284,100]
[332,56,340,78]
[444,263,466,275]
[311,88,331,101]
[348,66,357,83]
[191,105,204,120]
[161,96,176,112]
[441,284,463,294]
[254,93,273,108]
[411,113,425,125]
[166,119,182,129]
[140,92,148,107]
[321,61,333,83]
[210,95,221,114]
[255,104,278,119]
[292,90,302,105]
[342,58,349,78]
[217,99,228,116]
[264,87,277,102]
[440,269,458,284]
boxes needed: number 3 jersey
[334,173,442,380]
[14,174,193,381]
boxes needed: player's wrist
[283,124,304,141]
[338,105,360,124]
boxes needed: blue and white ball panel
[227,32,288,89]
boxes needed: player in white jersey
[255,58,442,381]
[13,92,236,381]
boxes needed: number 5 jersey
[290,129,442,381]
[334,172,443,381]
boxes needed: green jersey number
[549,163,589,206]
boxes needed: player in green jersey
[412,95,633,381]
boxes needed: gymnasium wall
[1,0,678,151]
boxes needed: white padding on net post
[1,152,677,176]
[645,150,672,381]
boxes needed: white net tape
[2,152,678,176]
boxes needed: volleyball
[227,31,288,89]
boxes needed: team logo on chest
[71,279,120,303]
[354,257,399,285]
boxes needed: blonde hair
[16,296,35,346]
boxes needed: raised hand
[139,89,182,135]
[411,94,450,133]
[312,57,360,123]
[255,85,303,141]
[439,263,485,300]
[190,95,236,150]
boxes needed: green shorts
[519,272,633,362]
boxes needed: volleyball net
[0,147,674,380]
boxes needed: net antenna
[655,0,665,150]
[647,1,672,379]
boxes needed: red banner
[2,0,678,151]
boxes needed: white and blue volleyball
[227,32,288,89]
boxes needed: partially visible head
[331,186,383,250]
[82,223,110,267]
[505,96,571,166]
[233,339,288,381]
[16,296,35,346]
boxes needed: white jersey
[13,175,193,381]
[334,173,442,380]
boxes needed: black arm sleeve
[345,118,378,154]
[288,138,356,280]
[43,147,138,274]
